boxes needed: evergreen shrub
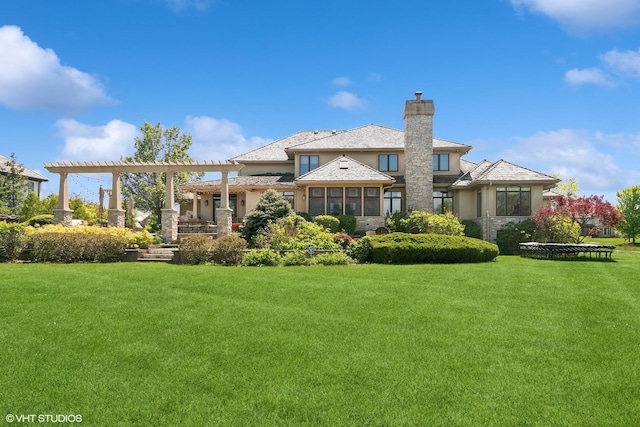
[496,219,536,255]
[30,233,127,263]
[241,249,281,266]
[179,235,213,265]
[357,233,498,264]
[462,220,483,239]
[314,215,341,233]
[209,235,247,265]
[337,215,357,235]
[0,222,27,262]
[314,251,354,265]
[281,250,315,266]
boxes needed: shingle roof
[295,155,395,183]
[452,159,558,188]
[230,124,472,162]
[0,154,48,181]
[230,131,338,162]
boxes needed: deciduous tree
[532,194,621,243]
[616,185,640,243]
[121,122,200,231]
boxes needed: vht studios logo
[6,414,83,423]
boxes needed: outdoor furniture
[519,242,615,259]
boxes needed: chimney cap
[415,91,423,101]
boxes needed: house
[180,93,558,241]
[0,153,48,198]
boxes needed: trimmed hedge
[209,235,247,265]
[30,232,127,263]
[354,233,498,264]
[179,235,213,265]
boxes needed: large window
[307,186,381,217]
[433,191,453,213]
[477,190,482,217]
[384,191,402,215]
[327,188,343,215]
[364,187,380,216]
[280,191,294,209]
[309,187,325,216]
[496,186,531,216]
[378,154,398,172]
[433,154,449,171]
[300,155,319,175]
[345,187,362,216]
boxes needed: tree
[616,185,640,243]
[532,194,621,243]
[0,153,29,216]
[551,174,580,196]
[241,189,293,245]
[121,122,200,232]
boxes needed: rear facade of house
[181,93,558,241]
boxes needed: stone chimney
[403,91,435,212]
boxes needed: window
[364,187,380,216]
[433,191,453,213]
[496,186,531,216]
[300,155,319,175]
[309,187,325,216]
[433,154,449,171]
[327,188,343,215]
[345,187,362,216]
[383,191,402,215]
[280,191,294,209]
[378,154,398,172]
[477,190,482,217]
[28,181,35,193]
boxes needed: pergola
[44,160,244,242]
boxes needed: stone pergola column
[53,172,73,226]
[191,192,198,219]
[107,172,125,228]
[216,171,233,237]
[161,171,178,243]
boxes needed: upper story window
[378,154,398,172]
[496,186,531,216]
[433,154,449,171]
[300,155,319,175]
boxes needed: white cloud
[600,48,640,77]
[510,0,640,33]
[564,68,614,86]
[500,129,630,199]
[0,25,114,112]
[327,91,365,112]
[332,77,352,87]
[56,119,137,161]
[185,116,271,161]
[164,0,212,12]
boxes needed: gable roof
[452,159,558,188]
[0,154,48,182]
[295,155,395,184]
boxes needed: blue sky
[1,0,640,203]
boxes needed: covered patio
[44,160,244,242]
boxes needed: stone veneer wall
[107,209,125,228]
[216,208,233,237]
[480,216,531,242]
[53,209,73,226]
[355,216,386,232]
[161,209,178,243]
[403,97,435,212]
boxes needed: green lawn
[1,250,639,426]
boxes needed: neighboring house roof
[460,158,477,174]
[230,124,472,161]
[295,155,395,184]
[0,154,48,182]
[452,159,558,188]
[181,174,297,192]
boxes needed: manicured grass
[1,252,640,426]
